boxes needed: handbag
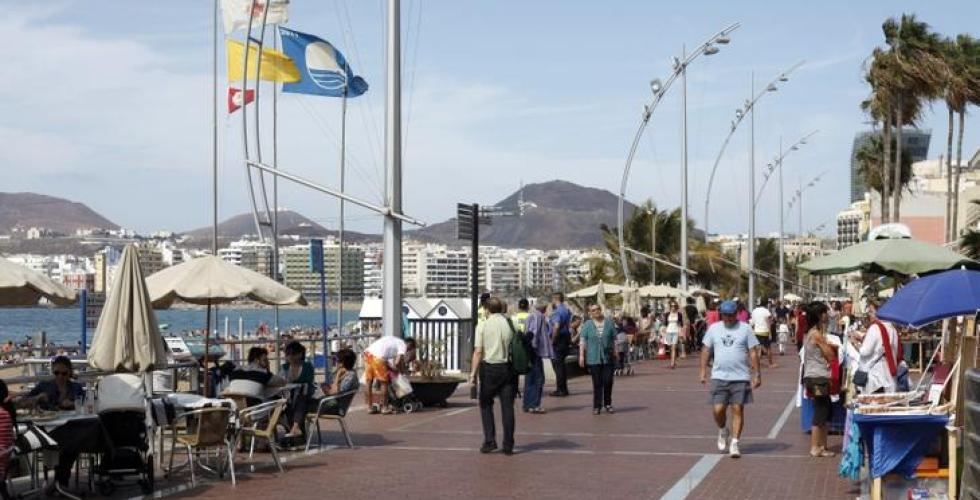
[853,321,899,388]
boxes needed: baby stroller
[370,373,422,414]
[614,331,633,376]
[95,373,154,495]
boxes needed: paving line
[659,454,722,500]
[357,444,812,459]
[394,428,782,440]
[767,394,798,439]
[390,406,475,432]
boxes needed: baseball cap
[719,300,738,315]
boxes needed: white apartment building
[362,246,383,299]
[218,239,274,278]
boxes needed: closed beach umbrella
[797,238,977,276]
[145,255,306,396]
[596,280,607,312]
[876,268,980,328]
[88,244,167,372]
[0,257,77,306]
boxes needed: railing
[4,361,201,393]
[408,319,471,373]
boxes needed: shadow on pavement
[518,438,582,452]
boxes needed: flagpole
[338,89,348,346]
[272,23,281,357]
[211,0,218,256]
[383,0,403,339]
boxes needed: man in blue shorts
[699,300,761,458]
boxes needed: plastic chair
[304,390,358,452]
[236,399,286,473]
[167,406,235,486]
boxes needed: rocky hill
[182,210,379,247]
[410,180,639,249]
[0,192,118,234]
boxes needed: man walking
[700,300,761,458]
[750,298,775,368]
[469,297,516,455]
[549,292,572,397]
[522,298,553,413]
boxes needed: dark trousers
[523,356,545,410]
[479,362,516,449]
[49,418,108,486]
[551,338,570,395]
[589,363,615,409]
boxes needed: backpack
[505,317,532,375]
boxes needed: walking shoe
[729,439,741,458]
[717,427,729,452]
[605,406,615,414]
[480,442,498,454]
[593,408,600,415]
[549,391,565,397]
[502,447,514,456]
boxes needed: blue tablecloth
[853,413,949,479]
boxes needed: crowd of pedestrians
[466,289,901,463]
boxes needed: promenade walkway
[161,354,856,499]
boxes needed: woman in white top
[853,303,900,394]
[663,302,682,369]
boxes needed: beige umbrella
[596,280,607,312]
[638,284,690,299]
[146,255,306,396]
[88,244,167,372]
[0,257,77,306]
[622,281,642,318]
[567,280,624,299]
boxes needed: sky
[1,0,978,240]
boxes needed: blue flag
[277,27,368,97]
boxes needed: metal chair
[304,390,358,452]
[167,406,235,486]
[236,399,287,473]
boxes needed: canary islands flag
[277,27,368,97]
[226,39,300,83]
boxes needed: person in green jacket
[579,304,619,415]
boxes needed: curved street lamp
[702,61,803,235]
[617,22,740,284]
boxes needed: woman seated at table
[279,341,315,438]
[224,347,286,406]
[319,348,360,416]
[20,356,84,411]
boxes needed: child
[776,320,790,355]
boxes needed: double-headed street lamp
[702,61,803,306]
[617,23,740,288]
[787,170,828,238]
[756,130,817,301]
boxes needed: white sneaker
[717,428,729,452]
[729,439,741,458]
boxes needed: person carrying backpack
[469,297,517,455]
[579,304,619,415]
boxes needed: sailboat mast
[383,0,403,338]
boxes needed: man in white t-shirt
[363,336,417,414]
[750,300,775,368]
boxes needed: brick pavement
[155,350,855,500]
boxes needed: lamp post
[617,23,740,287]
[647,208,656,285]
[757,130,817,301]
[702,62,802,306]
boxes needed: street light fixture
[617,22,741,286]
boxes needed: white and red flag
[220,0,289,35]
[227,87,255,113]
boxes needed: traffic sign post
[310,239,331,383]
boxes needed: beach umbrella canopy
[638,284,690,299]
[797,238,977,276]
[876,268,980,328]
[567,280,624,299]
[0,257,77,306]
[146,255,306,308]
[690,288,719,298]
[783,293,803,303]
[88,244,167,373]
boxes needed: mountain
[0,192,118,234]
[410,180,639,249]
[182,210,379,246]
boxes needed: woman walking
[663,302,683,369]
[579,304,619,415]
[803,302,837,458]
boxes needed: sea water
[0,307,362,345]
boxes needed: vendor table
[853,412,950,500]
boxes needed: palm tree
[947,34,980,240]
[862,49,895,222]
[876,14,947,221]
[854,134,914,220]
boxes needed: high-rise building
[282,242,364,301]
[836,197,871,250]
[219,239,274,278]
[850,128,931,202]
